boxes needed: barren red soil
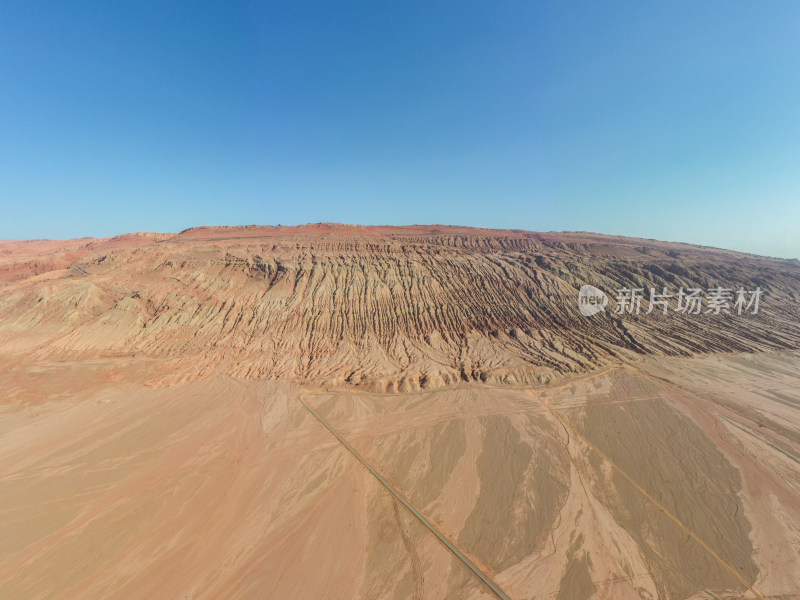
[1,225,799,599]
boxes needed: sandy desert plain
[1,224,800,599]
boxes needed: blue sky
[1,1,799,258]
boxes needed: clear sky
[1,1,799,258]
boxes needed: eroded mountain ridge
[1,224,799,390]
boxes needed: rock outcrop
[1,224,798,390]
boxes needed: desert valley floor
[2,351,800,599]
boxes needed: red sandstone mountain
[1,225,800,599]
[1,224,798,390]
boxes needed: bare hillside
[1,224,798,389]
[2,225,800,599]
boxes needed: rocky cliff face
[1,224,799,390]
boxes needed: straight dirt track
[298,394,512,600]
